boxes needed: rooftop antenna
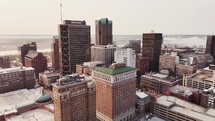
[60,2,63,24]
[151,23,155,33]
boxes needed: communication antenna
[60,2,63,24]
[151,23,155,33]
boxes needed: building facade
[59,20,91,75]
[52,74,96,121]
[128,40,141,54]
[18,42,37,66]
[182,66,215,91]
[93,63,136,121]
[136,91,151,114]
[51,36,60,71]
[91,45,117,66]
[95,18,112,45]
[25,51,47,78]
[141,72,180,94]
[0,56,10,68]
[0,67,36,93]
[205,36,215,59]
[114,48,136,68]
[142,33,163,72]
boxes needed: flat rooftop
[170,85,199,96]
[0,89,36,115]
[142,73,178,84]
[95,66,135,75]
[6,108,54,121]
[156,95,215,121]
[0,67,34,74]
[136,90,148,99]
[191,70,213,82]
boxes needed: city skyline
[0,0,215,35]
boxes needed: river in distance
[0,35,207,56]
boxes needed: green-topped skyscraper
[95,18,113,45]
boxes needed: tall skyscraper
[52,74,96,121]
[205,36,215,59]
[51,36,60,71]
[142,33,163,72]
[95,18,113,45]
[92,63,136,121]
[91,45,117,66]
[18,42,37,66]
[59,20,91,75]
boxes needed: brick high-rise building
[95,18,113,45]
[0,67,36,93]
[142,33,163,72]
[59,20,91,75]
[205,36,215,59]
[51,36,60,71]
[18,42,37,66]
[25,51,47,78]
[93,63,136,121]
[52,74,96,121]
[0,56,10,68]
[91,45,117,66]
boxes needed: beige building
[154,95,215,121]
[92,63,136,121]
[183,66,215,90]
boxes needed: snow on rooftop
[6,108,54,121]
[136,90,148,99]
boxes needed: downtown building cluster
[1,17,215,121]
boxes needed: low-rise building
[38,71,60,88]
[141,72,180,94]
[168,85,201,105]
[183,66,215,90]
[154,95,215,121]
[0,56,10,68]
[136,90,151,114]
[201,87,215,109]
[0,67,36,93]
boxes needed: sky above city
[0,0,215,35]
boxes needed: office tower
[0,67,36,93]
[51,36,60,71]
[0,56,10,68]
[128,40,141,54]
[91,45,117,66]
[95,18,113,45]
[142,33,163,72]
[52,74,96,121]
[114,48,136,68]
[205,36,215,59]
[59,20,91,76]
[93,63,136,121]
[18,42,37,66]
[25,51,47,78]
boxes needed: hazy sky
[0,0,215,35]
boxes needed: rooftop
[0,67,34,74]
[170,85,199,96]
[136,90,148,99]
[142,73,178,84]
[6,108,54,121]
[95,66,135,75]
[0,89,37,115]
[156,95,215,121]
[96,18,112,24]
